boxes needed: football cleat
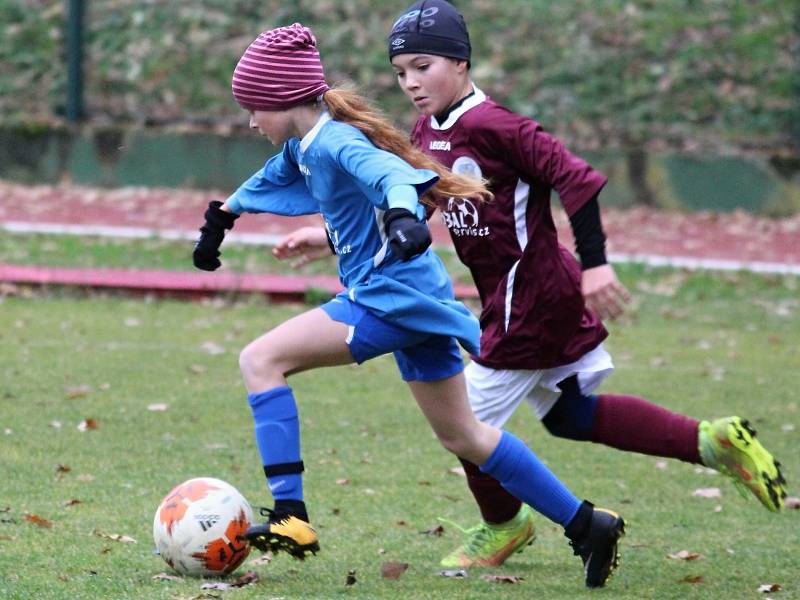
[698,416,787,512]
[569,506,625,588]
[439,504,536,568]
[245,507,319,560]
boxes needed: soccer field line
[2,221,799,275]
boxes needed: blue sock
[247,386,303,502]
[480,430,581,527]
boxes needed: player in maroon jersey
[274,0,787,576]
[385,0,787,567]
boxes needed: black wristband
[569,195,607,270]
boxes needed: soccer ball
[153,477,253,576]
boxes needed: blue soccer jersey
[226,112,480,355]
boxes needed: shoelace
[437,517,502,553]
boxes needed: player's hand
[273,226,334,268]
[383,208,431,261]
[581,264,631,321]
[193,201,238,271]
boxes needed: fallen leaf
[189,364,206,374]
[0,535,16,541]
[61,499,81,507]
[335,479,350,486]
[381,561,409,580]
[692,487,721,498]
[24,513,53,528]
[92,530,136,543]
[448,467,466,477]
[248,553,273,566]
[418,480,431,486]
[77,474,95,482]
[679,575,705,584]
[147,403,168,412]
[419,524,444,536]
[152,572,183,582]
[480,574,524,584]
[55,464,71,478]
[655,460,668,470]
[200,341,225,355]
[231,571,259,588]
[757,583,782,593]
[49,420,62,429]
[439,569,468,578]
[66,384,92,399]
[200,583,230,591]
[77,418,98,432]
[668,550,702,561]
[345,569,357,586]
[784,496,800,509]
[57,574,69,582]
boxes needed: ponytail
[322,87,492,205]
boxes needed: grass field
[1,239,799,599]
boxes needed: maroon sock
[458,457,522,524]
[591,394,701,463]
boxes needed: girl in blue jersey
[193,23,625,588]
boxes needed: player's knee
[541,375,597,441]
[239,341,281,385]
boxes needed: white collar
[430,84,486,131]
[299,110,332,153]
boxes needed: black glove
[383,207,431,261]
[193,201,239,271]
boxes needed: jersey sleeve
[225,140,319,216]
[480,108,607,217]
[333,131,439,216]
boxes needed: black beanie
[388,0,471,62]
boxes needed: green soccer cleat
[439,504,536,568]
[569,506,625,588]
[698,416,787,512]
[245,507,320,560]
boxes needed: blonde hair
[322,87,492,206]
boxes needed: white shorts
[465,344,615,428]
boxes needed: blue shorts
[320,297,464,382]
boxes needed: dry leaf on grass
[439,569,468,578]
[147,403,168,412]
[668,550,702,561]
[481,574,524,584]
[65,384,92,399]
[248,553,273,566]
[152,572,183,582]
[419,524,444,536]
[692,487,721,498]
[448,466,466,477]
[77,418,98,432]
[92,530,136,543]
[335,479,350,486]
[757,583,782,593]
[784,496,800,509]
[24,512,53,528]
[381,561,409,580]
[679,575,705,584]
[61,499,81,507]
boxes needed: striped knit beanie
[232,23,329,111]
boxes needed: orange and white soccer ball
[153,477,253,576]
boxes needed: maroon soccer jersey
[413,88,608,369]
